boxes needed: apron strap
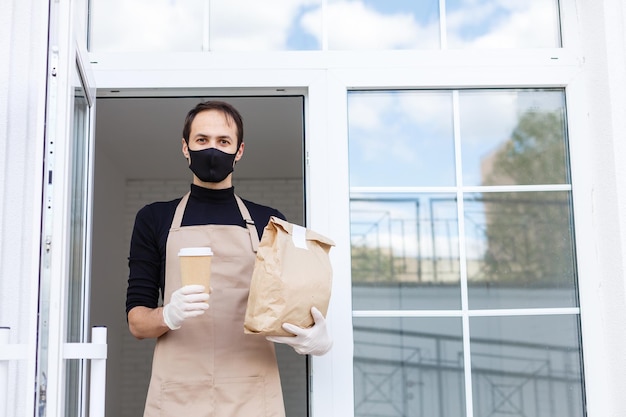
[171,191,259,253]
[235,195,260,253]
[172,192,190,228]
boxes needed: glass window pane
[464,191,577,309]
[354,317,465,417]
[209,0,321,51]
[350,88,584,417]
[65,63,91,417]
[459,89,569,186]
[90,0,322,52]
[351,195,461,310]
[446,0,561,48]
[328,0,440,50]
[348,91,456,187]
[75,0,89,48]
[90,0,205,52]
[470,315,584,417]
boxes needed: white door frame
[39,0,101,415]
[91,60,356,416]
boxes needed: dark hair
[182,100,244,147]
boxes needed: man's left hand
[266,307,333,356]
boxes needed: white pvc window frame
[346,88,579,417]
[84,1,612,416]
[40,0,98,416]
[325,67,593,417]
[91,58,596,417]
[91,64,356,417]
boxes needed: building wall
[0,0,49,416]
[1,0,626,416]
[85,3,626,414]
[575,0,626,414]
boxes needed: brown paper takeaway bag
[244,216,335,336]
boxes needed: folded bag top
[244,216,335,336]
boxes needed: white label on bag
[292,224,308,250]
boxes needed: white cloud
[301,0,438,50]
[396,92,453,136]
[348,93,393,130]
[91,0,559,52]
[91,0,204,51]
[349,92,454,166]
[351,90,558,157]
[209,0,318,50]
[348,93,407,164]
[91,0,319,52]
[349,93,418,163]
[458,91,517,145]
[447,0,560,49]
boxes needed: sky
[347,89,568,261]
[90,0,560,52]
[348,89,566,188]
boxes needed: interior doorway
[89,95,307,417]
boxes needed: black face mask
[187,147,238,183]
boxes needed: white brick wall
[121,178,306,417]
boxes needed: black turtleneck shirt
[126,184,285,314]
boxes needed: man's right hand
[162,285,210,330]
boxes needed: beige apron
[143,193,285,417]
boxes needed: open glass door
[64,56,96,417]
[35,0,99,415]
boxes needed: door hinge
[37,372,47,416]
[43,236,52,268]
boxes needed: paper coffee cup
[178,247,213,292]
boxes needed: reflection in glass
[75,0,89,48]
[446,0,561,48]
[65,63,91,417]
[464,191,577,309]
[459,89,569,186]
[328,0,440,50]
[90,0,322,52]
[89,0,562,52]
[90,0,205,52]
[351,195,461,310]
[209,0,321,51]
[348,91,455,187]
[354,317,465,417]
[470,315,584,417]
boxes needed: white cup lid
[178,247,213,256]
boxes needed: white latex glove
[266,307,333,356]
[162,285,210,330]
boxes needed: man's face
[182,109,243,157]
[181,109,245,188]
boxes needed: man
[126,100,332,417]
